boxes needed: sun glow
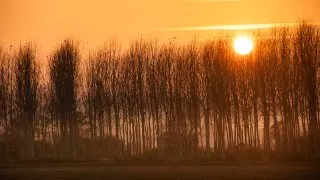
[233,36,254,55]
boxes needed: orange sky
[1,0,320,53]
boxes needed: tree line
[0,23,319,161]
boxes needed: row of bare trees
[0,23,320,160]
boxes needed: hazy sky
[1,0,320,52]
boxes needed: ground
[0,162,319,179]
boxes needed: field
[1,162,320,180]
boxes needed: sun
[233,36,254,55]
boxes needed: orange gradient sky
[1,0,320,53]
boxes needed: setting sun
[234,36,254,55]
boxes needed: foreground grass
[0,163,319,180]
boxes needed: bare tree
[15,43,39,158]
[49,39,80,158]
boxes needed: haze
[1,0,320,53]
